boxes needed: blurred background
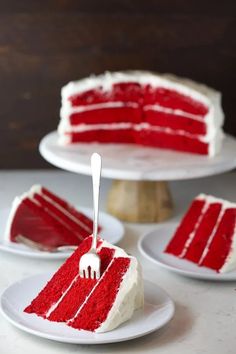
[0,0,235,168]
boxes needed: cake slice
[165,194,236,273]
[24,236,143,332]
[5,185,98,251]
[58,71,224,156]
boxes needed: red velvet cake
[5,185,98,251]
[58,71,224,156]
[165,194,236,273]
[24,236,143,332]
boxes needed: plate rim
[0,206,124,259]
[138,223,236,281]
[0,274,175,344]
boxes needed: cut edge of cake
[58,71,224,157]
[4,185,95,250]
[165,193,236,273]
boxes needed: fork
[79,153,102,279]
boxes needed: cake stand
[39,131,236,223]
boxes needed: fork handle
[91,153,102,251]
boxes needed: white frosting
[44,238,143,332]
[61,101,138,116]
[4,197,22,243]
[59,71,224,156]
[220,223,236,273]
[97,256,143,332]
[179,194,236,273]
[4,185,42,243]
[61,71,219,107]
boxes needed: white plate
[138,223,236,281]
[0,273,174,344]
[0,207,124,259]
[39,131,236,181]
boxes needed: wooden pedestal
[107,180,173,223]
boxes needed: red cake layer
[184,203,222,263]
[24,237,132,332]
[69,83,208,117]
[9,186,98,249]
[165,195,236,272]
[65,129,135,144]
[165,199,206,256]
[144,109,206,135]
[64,128,209,155]
[67,106,206,136]
[69,106,141,125]
[200,208,236,271]
[138,129,209,155]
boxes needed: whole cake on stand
[58,71,224,156]
[40,71,236,223]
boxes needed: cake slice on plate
[58,71,224,156]
[24,236,143,332]
[165,194,236,273]
[5,185,98,251]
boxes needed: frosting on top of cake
[61,70,221,107]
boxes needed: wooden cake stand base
[107,180,173,223]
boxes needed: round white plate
[0,207,124,259]
[39,131,236,181]
[138,223,236,281]
[0,273,174,344]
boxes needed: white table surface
[0,170,235,354]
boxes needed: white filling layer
[179,200,210,258]
[58,122,217,140]
[58,123,224,157]
[44,238,143,332]
[144,104,205,121]
[61,101,139,115]
[58,102,210,136]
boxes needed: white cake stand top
[39,131,236,181]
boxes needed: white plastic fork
[79,153,102,280]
